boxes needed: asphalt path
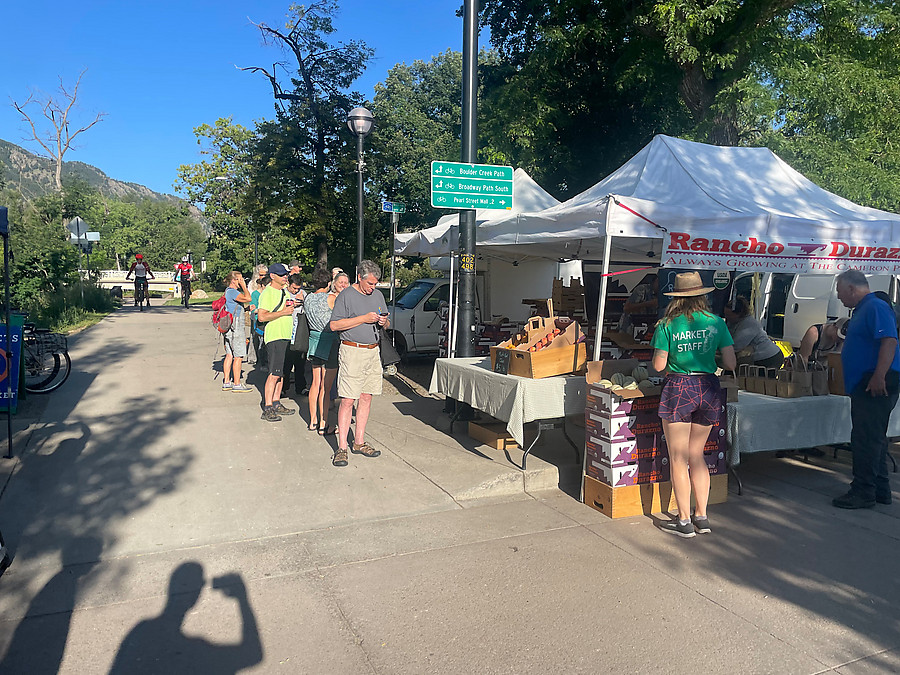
[0,303,899,673]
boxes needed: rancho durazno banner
[662,231,900,275]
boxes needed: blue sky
[0,1,477,197]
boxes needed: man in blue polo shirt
[834,269,900,509]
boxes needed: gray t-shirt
[331,286,388,344]
[730,315,782,361]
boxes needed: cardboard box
[583,474,728,519]
[586,455,670,486]
[827,353,845,396]
[468,421,519,450]
[586,432,667,466]
[489,317,587,379]
[585,408,662,441]
[585,359,663,402]
[704,449,727,475]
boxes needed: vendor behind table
[798,317,847,366]
[724,296,785,370]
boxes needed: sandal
[351,442,381,458]
[318,424,337,436]
[332,448,349,467]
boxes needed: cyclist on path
[125,254,155,309]
[174,256,195,309]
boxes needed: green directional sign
[430,161,514,210]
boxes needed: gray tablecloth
[727,391,900,466]
[429,358,587,447]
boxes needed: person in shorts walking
[328,260,389,467]
[257,264,298,421]
[222,272,252,392]
[651,272,736,537]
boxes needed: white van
[386,278,453,356]
[731,272,898,346]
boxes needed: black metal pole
[357,133,366,273]
[3,230,11,460]
[456,0,479,358]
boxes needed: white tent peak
[565,134,899,223]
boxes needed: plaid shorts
[658,373,723,425]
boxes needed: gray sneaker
[691,516,711,534]
[660,519,696,538]
[222,382,233,391]
[272,401,295,415]
[231,383,253,393]
[261,406,282,422]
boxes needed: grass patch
[54,310,114,334]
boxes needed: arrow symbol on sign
[436,180,443,188]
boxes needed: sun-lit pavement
[0,304,899,673]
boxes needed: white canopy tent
[429,135,900,358]
[393,168,561,258]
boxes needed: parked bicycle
[22,323,71,394]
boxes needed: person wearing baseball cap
[651,272,736,538]
[257,263,297,421]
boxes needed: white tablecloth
[429,358,587,447]
[726,391,900,466]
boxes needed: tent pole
[593,233,614,362]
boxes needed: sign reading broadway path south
[430,161,514,210]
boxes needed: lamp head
[347,107,374,137]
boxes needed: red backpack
[211,294,233,333]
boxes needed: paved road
[1,304,899,673]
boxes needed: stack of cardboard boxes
[582,360,728,518]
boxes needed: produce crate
[468,421,519,450]
[490,312,587,379]
[583,473,728,519]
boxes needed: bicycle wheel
[24,349,71,393]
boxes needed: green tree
[748,0,900,211]
[175,118,263,281]
[240,1,374,270]
[369,51,464,234]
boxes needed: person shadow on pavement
[0,536,103,674]
[108,562,263,674]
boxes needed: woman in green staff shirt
[651,272,736,538]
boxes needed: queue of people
[219,260,389,468]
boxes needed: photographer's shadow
[109,562,262,674]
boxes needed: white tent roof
[473,135,900,263]
[393,168,560,257]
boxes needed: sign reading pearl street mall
[430,161,514,210]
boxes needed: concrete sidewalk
[0,304,899,673]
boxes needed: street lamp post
[347,107,374,273]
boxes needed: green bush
[22,283,118,330]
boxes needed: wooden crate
[468,421,519,450]
[583,473,728,519]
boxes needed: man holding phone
[257,263,297,422]
[329,260,390,467]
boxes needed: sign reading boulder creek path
[431,161,514,210]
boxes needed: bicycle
[133,279,151,311]
[22,323,71,394]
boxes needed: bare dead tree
[11,69,106,191]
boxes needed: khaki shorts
[337,343,382,399]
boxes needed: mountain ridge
[0,138,183,205]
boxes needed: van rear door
[784,275,836,347]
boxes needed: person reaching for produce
[651,272,736,538]
[723,297,784,369]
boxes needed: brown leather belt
[341,340,378,349]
